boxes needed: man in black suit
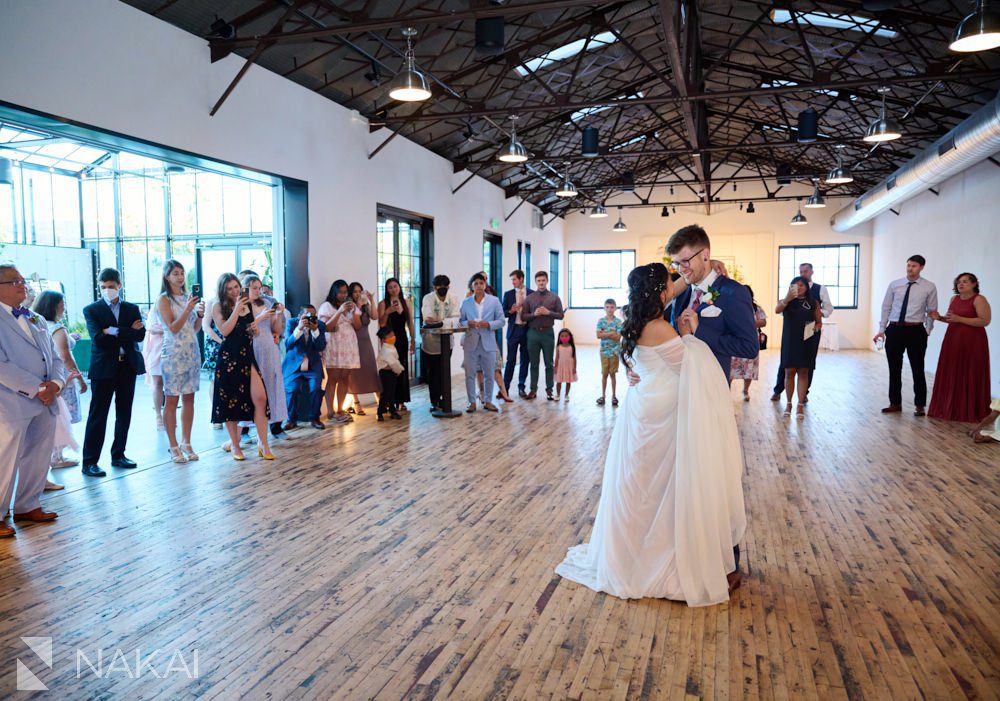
[81,268,146,477]
[501,269,532,399]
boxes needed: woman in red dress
[928,272,992,422]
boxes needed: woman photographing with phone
[319,280,361,424]
[240,274,289,440]
[157,259,204,463]
[775,276,822,419]
[378,278,415,412]
[211,273,274,461]
[347,282,381,416]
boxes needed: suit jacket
[83,299,146,380]
[0,307,68,421]
[501,287,533,338]
[283,318,327,377]
[460,294,505,353]
[669,276,759,380]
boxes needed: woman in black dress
[211,273,273,460]
[377,277,415,410]
[775,275,822,420]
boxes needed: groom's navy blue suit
[667,273,757,572]
[668,274,759,382]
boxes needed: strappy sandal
[796,403,805,420]
[596,397,606,406]
[168,446,188,464]
[783,402,792,417]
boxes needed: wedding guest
[34,291,87,468]
[241,275,289,440]
[0,263,67,536]
[596,298,623,407]
[282,305,327,430]
[928,272,991,422]
[459,273,505,413]
[732,287,767,401]
[770,263,832,401]
[375,326,404,421]
[157,260,204,463]
[421,275,461,411]
[319,280,361,424]
[501,270,532,399]
[348,282,381,416]
[554,328,578,401]
[521,271,564,400]
[81,267,145,477]
[212,273,273,461]
[970,399,1000,443]
[377,278,415,411]
[776,277,822,419]
[142,299,166,430]
[202,296,225,430]
[873,255,938,416]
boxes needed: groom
[631,225,758,589]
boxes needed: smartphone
[241,286,250,298]
[191,283,202,298]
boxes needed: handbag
[758,331,768,350]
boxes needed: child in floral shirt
[596,298,624,406]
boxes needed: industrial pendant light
[790,201,808,226]
[949,0,1000,52]
[555,164,577,197]
[825,144,854,184]
[589,204,608,218]
[804,181,826,208]
[612,206,628,232]
[388,28,431,102]
[746,201,756,214]
[661,206,670,217]
[497,115,528,163]
[863,87,902,143]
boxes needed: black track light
[661,206,670,217]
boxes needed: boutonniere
[27,314,39,325]
[703,287,721,305]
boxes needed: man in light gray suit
[0,263,67,537]
[459,272,505,413]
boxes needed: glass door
[483,232,503,348]
[377,211,427,383]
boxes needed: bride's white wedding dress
[555,335,746,606]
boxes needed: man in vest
[771,262,833,401]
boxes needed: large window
[777,244,859,309]
[568,250,636,309]
[549,250,560,295]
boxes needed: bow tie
[11,306,30,319]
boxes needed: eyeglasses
[673,248,705,270]
[0,278,27,287]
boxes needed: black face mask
[436,287,448,297]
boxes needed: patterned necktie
[897,281,916,323]
[691,288,704,310]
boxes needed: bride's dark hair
[620,262,670,364]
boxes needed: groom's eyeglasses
[673,248,705,270]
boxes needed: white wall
[0,0,564,376]
[562,186,873,349]
[869,158,1000,396]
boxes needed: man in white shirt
[421,275,461,411]
[771,262,833,401]
[873,254,939,416]
[0,264,67,536]
[282,305,328,430]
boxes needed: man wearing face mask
[421,275,461,411]
[81,268,146,477]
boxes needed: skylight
[760,79,856,100]
[771,10,898,39]
[570,92,644,122]
[515,30,618,76]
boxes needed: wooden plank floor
[1,348,997,700]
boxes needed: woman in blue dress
[238,274,288,440]
[158,260,205,463]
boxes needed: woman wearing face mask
[319,280,361,423]
[775,276,822,419]
[238,274,289,440]
[212,273,274,461]
[158,260,205,463]
[346,282,380,416]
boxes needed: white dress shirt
[879,276,938,334]
[689,270,720,309]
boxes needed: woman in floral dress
[730,286,767,401]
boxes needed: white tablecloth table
[819,322,839,351]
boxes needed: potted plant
[68,321,92,373]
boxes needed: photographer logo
[16,637,52,691]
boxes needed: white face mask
[101,287,120,304]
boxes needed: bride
[555,263,746,606]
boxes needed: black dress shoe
[111,457,137,469]
[310,419,325,430]
[82,464,106,477]
[518,389,528,399]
